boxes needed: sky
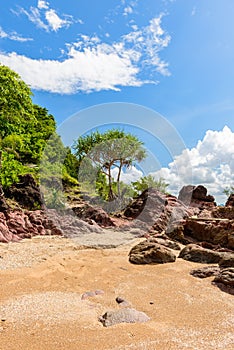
[0,0,234,203]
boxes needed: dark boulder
[178,185,216,209]
[179,244,233,264]
[129,240,176,264]
[225,194,234,207]
[219,256,234,268]
[183,218,234,249]
[190,266,220,278]
[213,268,234,287]
[72,205,115,227]
[4,174,43,210]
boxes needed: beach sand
[0,234,233,350]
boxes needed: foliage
[0,151,31,189]
[0,65,78,196]
[0,64,35,138]
[73,129,146,201]
[132,175,169,196]
[223,186,234,197]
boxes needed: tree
[0,65,35,139]
[132,175,169,196]
[73,129,146,201]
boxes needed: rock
[0,185,9,212]
[225,194,234,207]
[219,256,234,268]
[178,244,225,264]
[129,241,176,264]
[4,174,43,210]
[99,308,150,327]
[213,268,234,287]
[123,188,190,234]
[148,236,181,251]
[190,266,220,278]
[81,290,104,300]
[212,206,234,220]
[178,185,216,209]
[183,219,234,249]
[72,205,115,227]
[115,297,131,307]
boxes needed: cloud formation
[112,166,143,184]
[17,1,74,32]
[0,15,170,93]
[150,126,234,204]
[0,26,33,42]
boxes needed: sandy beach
[0,234,233,350]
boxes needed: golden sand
[0,236,233,350]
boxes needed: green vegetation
[0,65,169,210]
[223,186,234,197]
[132,175,169,196]
[0,64,76,192]
[73,129,146,201]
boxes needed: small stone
[99,308,150,327]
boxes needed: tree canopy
[73,129,146,201]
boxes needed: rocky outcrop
[129,240,176,264]
[213,268,234,287]
[190,266,220,278]
[72,204,115,227]
[178,185,216,209]
[219,256,234,268]
[178,244,232,264]
[99,308,150,327]
[183,218,234,249]
[225,194,234,207]
[0,209,62,243]
[4,174,43,210]
[123,188,191,234]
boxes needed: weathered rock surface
[4,174,43,210]
[219,256,234,268]
[0,209,64,243]
[178,185,216,209]
[213,267,234,287]
[123,188,191,234]
[129,240,176,264]
[178,244,232,264]
[147,236,181,251]
[225,194,234,207]
[183,218,234,249]
[99,308,150,327]
[72,205,115,227]
[190,266,220,278]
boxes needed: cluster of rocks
[0,209,63,243]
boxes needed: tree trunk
[107,166,115,201]
[116,163,122,198]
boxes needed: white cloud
[16,2,74,32]
[112,166,143,184]
[150,126,234,204]
[0,15,170,94]
[0,26,33,42]
[45,9,72,32]
[123,6,133,16]
[38,0,49,10]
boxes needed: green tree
[73,129,146,201]
[132,175,169,196]
[0,64,35,139]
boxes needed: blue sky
[0,0,234,203]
